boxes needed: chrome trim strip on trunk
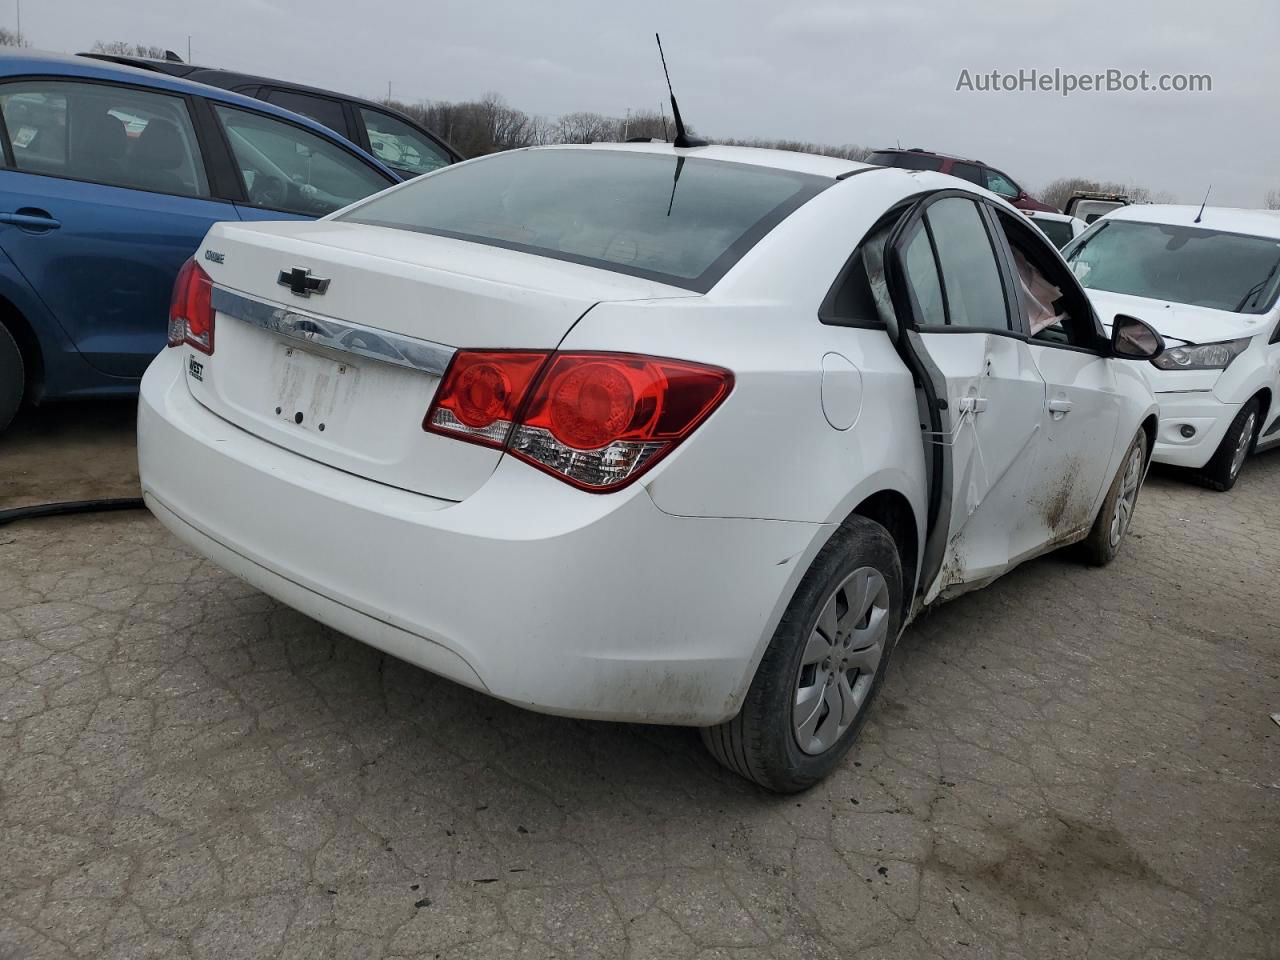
[211,285,456,377]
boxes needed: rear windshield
[1065,219,1280,314]
[336,149,829,292]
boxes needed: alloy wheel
[1229,412,1256,480]
[1109,444,1144,549]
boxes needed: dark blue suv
[0,51,400,431]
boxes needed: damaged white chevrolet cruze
[138,143,1164,791]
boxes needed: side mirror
[1110,314,1165,361]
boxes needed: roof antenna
[655,34,707,149]
[1194,184,1212,224]
[667,156,685,217]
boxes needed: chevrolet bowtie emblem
[277,267,330,298]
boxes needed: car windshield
[1065,219,1280,313]
[336,149,830,291]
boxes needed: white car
[138,143,1163,791]
[1023,209,1088,249]
[1065,204,1280,490]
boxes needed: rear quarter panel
[559,170,930,537]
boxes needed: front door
[887,193,1048,600]
[987,206,1125,557]
[0,78,239,378]
[209,104,396,223]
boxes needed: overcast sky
[16,0,1280,206]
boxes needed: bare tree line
[392,93,876,164]
[389,94,681,156]
[89,40,171,59]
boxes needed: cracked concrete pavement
[1,402,1277,959]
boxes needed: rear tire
[1194,399,1260,492]
[0,321,23,434]
[1081,428,1147,566]
[701,516,903,793]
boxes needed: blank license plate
[272,344,356,433]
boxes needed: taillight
[425,350,733,492]
[424,351,547,447]
[167,257,214,354]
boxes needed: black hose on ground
[0,497,146,528]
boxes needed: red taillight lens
[167,257,214,354]
[424,351,548,447]
[546,361,636,449]
[426,349,732,492]
[513,353,733,490]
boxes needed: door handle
[0,209,61,231]
[957,395,989,416]
[1048,397,1073,419]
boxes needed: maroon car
[866,148,1058,213]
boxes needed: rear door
[0,77,240,377]
[260,87,356,140]
[948,161,984,186]
[885,193,1048,600]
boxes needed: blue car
[0,51,401,431]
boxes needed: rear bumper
[138,348,825,725]
[1150,392,1239,468]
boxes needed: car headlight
[1150,337,1251,371]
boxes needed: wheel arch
[1250,386,1271,434]
[0,292,44,403]
[845,489,919,606]
[1139,412,1158,464]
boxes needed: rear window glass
[1034,218,1075,248]
[337,149,829,291]
[867,150,944,172]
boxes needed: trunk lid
[189,220,694,501]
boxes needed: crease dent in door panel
[932,411,1042,600]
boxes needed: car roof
[79,53,448,137]
[1,49,396,176]
[1104,203,1280,239]
[538,141,874,179]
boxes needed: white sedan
[1023,209,1088,248]
[1065,204,1280,490]
[139,143,1162,791]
